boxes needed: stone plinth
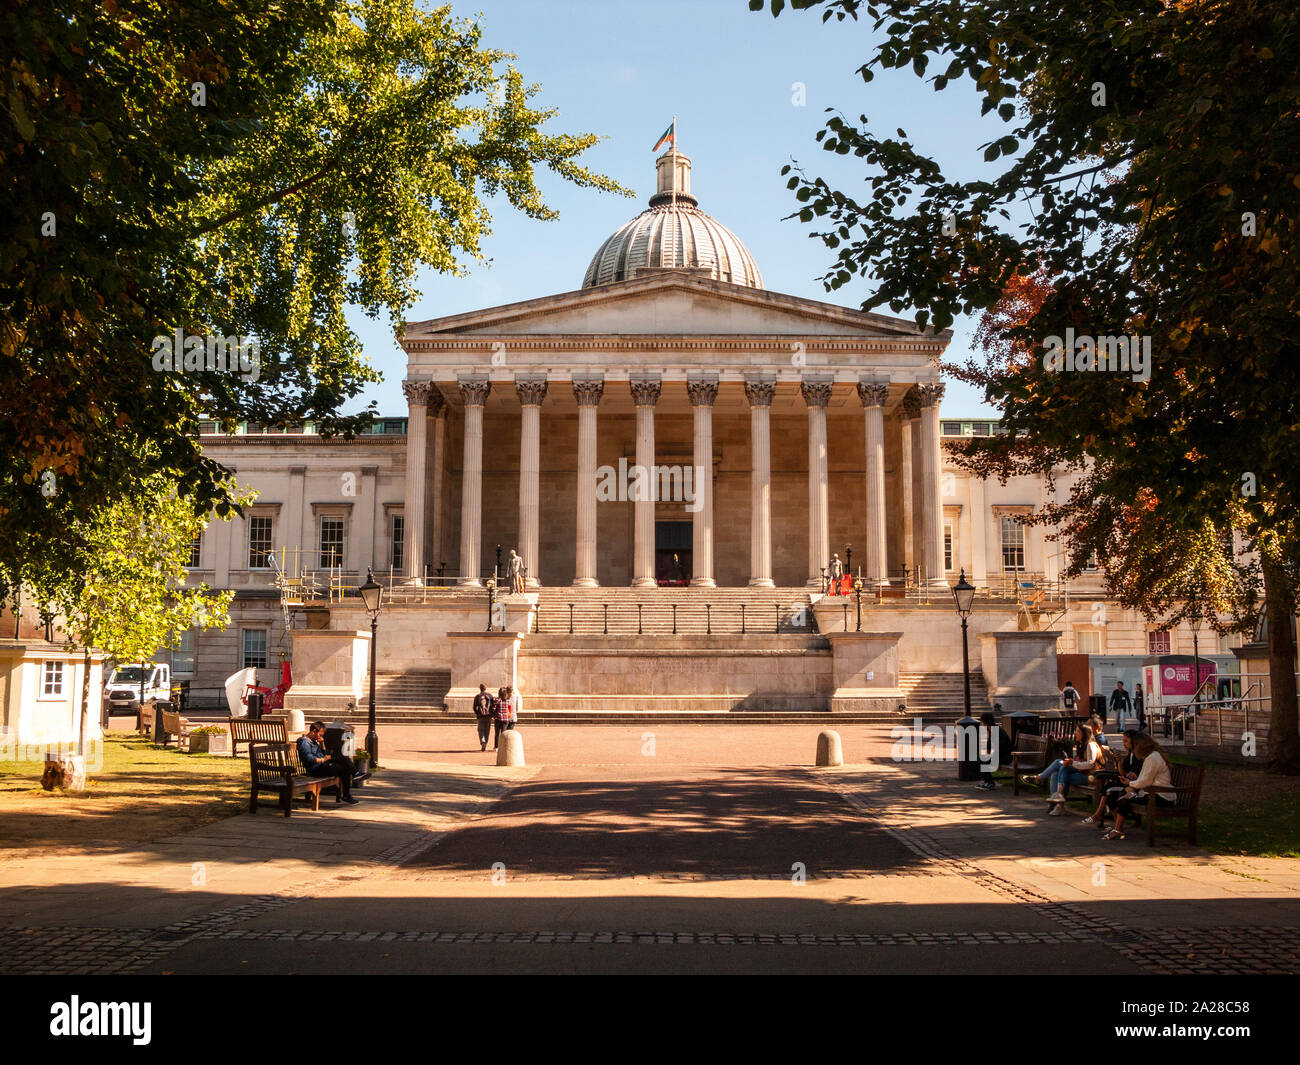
[447,631,524,714]
[826,631,904,713]
[285,629,372,715]
[979,630,1062,712]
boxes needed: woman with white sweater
[1102,733,1174,841]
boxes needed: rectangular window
[42,661,65,697]
[1148,630,1172,655]
[1076,629,1102,655]
[391,514,405,572]
[319,517,345,569]
[187,534,202,569]
[1000,516,1025,571]
[943,521,954,572]
[248,516,273,569]
[172,629,196,675]
[242,629,268,669]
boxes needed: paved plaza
[1,725,1298,975]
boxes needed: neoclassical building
[181,152,1242,719]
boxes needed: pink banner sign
[1158,662,1216,697]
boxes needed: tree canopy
[2,0,628,595]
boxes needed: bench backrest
[230,717,289,744]
[1039,716,1086,740]
[249,742,294,786]
[160,709,182,735]
[1014,733,1049,755]
[1168,761,1206,812]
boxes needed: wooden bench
[1141,761,1206,846]
[1011,732,1121,807]
[229,716,289,756]
[156,707,192,749]
[247,742,343,817]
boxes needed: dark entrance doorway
[655,521,692,585]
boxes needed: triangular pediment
[404,273,943,342]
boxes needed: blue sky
[347,0,1010,417]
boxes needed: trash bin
[325,721,355,759]
[246,691,263,720]
[955,715,983,781]
[1007,710,1040,746]
[153,700,173,744]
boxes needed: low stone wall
[511,634,834,713]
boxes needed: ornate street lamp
[951,569,976,719]
[359,568,383,770]
[853,577,864,632]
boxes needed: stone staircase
[899,672,990,718]
[338,670,450,725]
[533,587,817,635]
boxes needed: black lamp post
[845,545,853,580]
[359,568,383,770]
[854,577,863,632]
[952,569,976,719]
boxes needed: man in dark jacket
[472,683,493,752]
[977,711,1013,790]
[1109,681,1132,727]
[297,721,359,804]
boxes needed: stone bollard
[815,729,843,767]
[287,708,306,734]
[496,729,525,767]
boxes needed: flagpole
[671,114,678,209]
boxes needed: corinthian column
[918,381,947,588]
[401,379,437,583]
[572,376,604,587]
[516,375,547,588]
[457,375,491,587]
[857,377,890,587]
[744,375,775,587]
[802,376,833,590]
[630,375,662,588]
[687,375,718,587]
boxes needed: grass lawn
[0,734,249,856]
[1169,756,1300,859]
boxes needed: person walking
[1061,680,1080,713]
[472,682,494,752]
[1133,682,1145,729]
[492,685,516,750]
[1109,681,1132,728]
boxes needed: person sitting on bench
[1102,733,1172,841]
[1083,728,1143,827]
[297,721,360,805]
[1025,723,1102,815]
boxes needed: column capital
[917,380,946,408]
[800,375,834,408]
[901,385,923,420]
[686,374,719,407]
[402,379,440,407]
[629,375,663,407]
[744,375,776,408]
[515,374,549,406]
[856,378,890,408]
[572,375,605,407]
[457,375,491,407]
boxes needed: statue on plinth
[508,549,526,595]
[829,553,845,595]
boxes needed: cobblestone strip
[816,771,1300,975]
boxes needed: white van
[103,663,171,716]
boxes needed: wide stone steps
[899,672,990,712]
[369,670,450,708]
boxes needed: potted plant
[189,725,230,755]
[352,748,370,785]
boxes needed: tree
[2,0,629,593]
[49,476,235,757]
[756,0,1300,768]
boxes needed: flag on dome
[652,120,675,152]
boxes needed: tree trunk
[1260,552,1300,772]
[78,647,91,756]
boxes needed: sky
[345,0,1013,417]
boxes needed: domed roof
[582,151,763,289]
